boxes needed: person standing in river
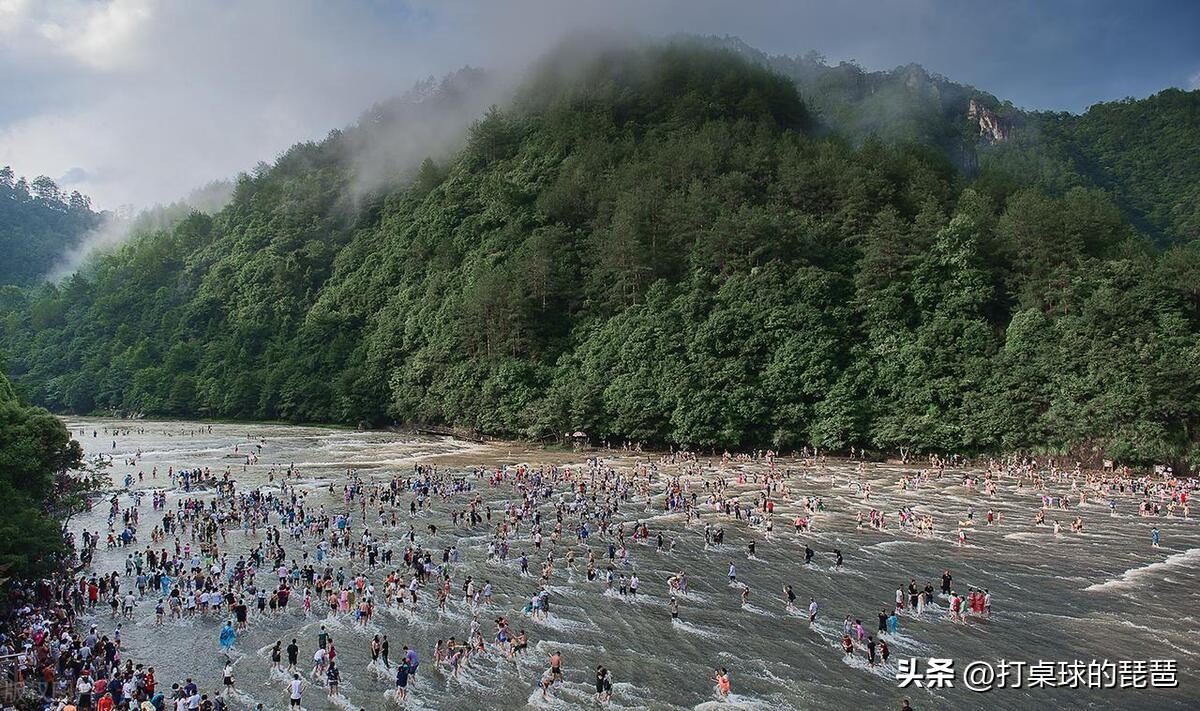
[288,674,303,708]
[595,665,613,703]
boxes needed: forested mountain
[1,40,1198,465]
[709,35,1200,246]
[979,89,1200,245]
[0,168,103,286]
[709,36,1011,165]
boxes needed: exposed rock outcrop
[968,98,1009,143]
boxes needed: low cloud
[45,211,132,283]
[340,67,505,203]
[0,1,1196,212]
[44,178,235,282]
[58,166,91,185]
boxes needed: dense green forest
[1,41,1198,465]
[0,168,103,286]
[979,89,1200,245]
[0,366,86,575]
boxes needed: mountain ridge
[697,34,1199,245]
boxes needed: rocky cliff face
[968,98,1009,143]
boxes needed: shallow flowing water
[64,417,1198,710]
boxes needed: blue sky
[734,0,1200,111]
[0,0,1195,209]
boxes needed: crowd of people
[1,425,1193,709]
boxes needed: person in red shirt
[96,692,114,711]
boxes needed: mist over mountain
[0,65,503,285]
[1,37,1197,464]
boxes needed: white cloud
[0,0,32,34]
[61,0,155,70]
[0,0,622,208]
[1190,71,1200,90]
[1,0,153,68]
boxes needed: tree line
[0,367,97,576]
[0,168,102,286]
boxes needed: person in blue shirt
[394,659,410,701]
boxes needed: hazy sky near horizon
[1,0,1196,210]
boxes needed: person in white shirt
[289,674,305,707]
[75,674,93,707]
[311,647,327,678]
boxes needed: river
[63,417,1197,710]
